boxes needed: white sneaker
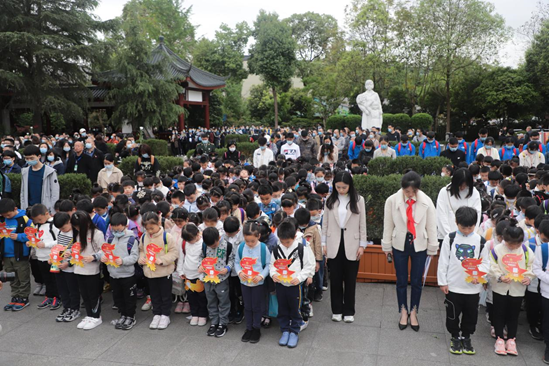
[309,304,314,318]
[158,315,170,330]
[198,317,208,326]
[149,315,161,329]
[141,296,152,311]
[190,316,199,326]
[332,314,342,322]
[344,316,355,323]
[77,316,91,329]
[300,320,309,331]
[83,316,102,330]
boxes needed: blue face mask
[365,148,372,152]
[3,159,11,166]
[272,198,281,206]
[142,153,149,158]
[63,146,71,152]
[113,230,125,238]
[388,128,392,133]
[47,156,54,162]
[85,143,92,150]
[449,147,457,152]
[26,159,38,166]
[260,146,266,150]
[40,147,48,154]
[381,145,388,150]
[480,137,486,142]
[105,164,113,170]
[416,132,419,136]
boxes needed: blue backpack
[541,242,549,271]
[238,242,268,268]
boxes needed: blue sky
[93,0,540,68]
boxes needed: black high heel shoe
[398,314,408,330]
[410,314,420,332]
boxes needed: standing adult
[253,137,274,168]
[297,130,317,161]
[20,145,59,213]
[318,136,338,164]
[321,171,367,323]
[65,141,92,179]
[134,144,160,176]
[84,137,105,183]
[436,168,482,242]
[382,172,438,331]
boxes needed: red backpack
[397,142,412,154]
[421,140,439,156]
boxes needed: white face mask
[229,147,236,152]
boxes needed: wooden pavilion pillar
[178,93,185,131]
[205,92,210,129]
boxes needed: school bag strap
[140,231,168,254]
[273,242,305,270]
[542,242,549,272]
[447,232,483,260]
[238,241,267,268]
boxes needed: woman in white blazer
[382,172,438,331]
[321,171,367,323]
[436,168,482,241]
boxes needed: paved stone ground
[0,282,545,365]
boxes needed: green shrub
[118,156,139,176]
[382,114,395,131]
[411,113,434,131]
[118,156,185,177]
[7,173,91,207]
[393,113,411,130]
[143,139,169,156]
[288,118,316,128]
[106,143,117,156]
[326,114,362,131]
[354,174,450,239]
[225,134,250,143]
[367,156,452,176]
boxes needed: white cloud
[93,0,537,67]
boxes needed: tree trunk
[445,71,451,134]
[273,86,278,129]
[434,103,441,132]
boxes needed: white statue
[357,80,383,131]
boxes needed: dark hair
[258,184,273,196]
[92,196,109,209]
[53,212,71,229]
[243,221,260,237]
[525,205,542,220]
[294,207,311,226]
[110,212,128,227]
[202,207,219,222]
[448,168,474,199]
[277,219,297,240]
[455,206,478,227]
[70,210,97,251]
[326,171,360,214]
[181,223,200,241]
[29,204,48,218]
[23,145,40,157]
[272,211,288,228]
[539,220,549,240]
[183,183,197,196]
[142,211,160,226]
[245,202,260,219]
[75,199,93,214]
[203,227,220,246]
[223,216,240,234]
[502,219,524,244]
[171,207,189,220]
[401,171,421,190]
[0,198,16,214]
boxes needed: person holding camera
[382,172,438,332]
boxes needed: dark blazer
[65,152,92,179]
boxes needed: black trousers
[186,278,208,317]
[276,283,302,334]
[76,273,102,318]
[148,276,172,316]
[36,260,58,298]
[492,292,523,339]
[444,291,479,338]
[241,284,265,330]
[30,258,43,284]
[327,231,359,316]
[526,290,542,328]
[541,297,549,347]
[56,270,80,311]
[111,276,137,318]
[229,276,243,315]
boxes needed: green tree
[0,0,114,131]
[120,0,195,58]
[285,12,340,81]
[192,22,251,83]
[525,20,549,119]
[107,17,185,132]
[474,67,539,125]
[418,0,509,133]
[248,11,296,129]
[221,81,246,124]
[306,62,346,126]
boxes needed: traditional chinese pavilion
[92,36,226,129]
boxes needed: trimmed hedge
[186,142,260,161]
[225,134,251,143]
[393,113,411,130]
[354,174,450,239]
[326,114,362,130]
[7,173,91,207]
[411,113,434,131]
[382,114,395,131]
[143,139,169,156]
[367,156,452,176]
[118,156,185,177]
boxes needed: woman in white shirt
[97,154,123,192]
[436,168,482,241]
[476,137,500,161]
[373,136,396,159]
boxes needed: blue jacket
[0,209,32,260]
[419,140,440,158]
[92,214,107,237]
[395,142,416,156]
[467,139,484,164]
[258,201,280,222]
[500,146,519,161]
[457,140,468,158]
[348,142,363,160]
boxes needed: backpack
[397,142,412,154]
[351,140,365,151]
[237,241,268,268]
[541,242,549,271]
[140,231,168,254]
[273,242,305,270]
[421,140,439,156]
[448,232,486,259]
[36,221,57,242]
[202,241,233,263]
[108,233,136,254]
[491,243,530,265]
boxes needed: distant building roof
[94,36,226,89]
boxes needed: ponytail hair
[502,218,524,244]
